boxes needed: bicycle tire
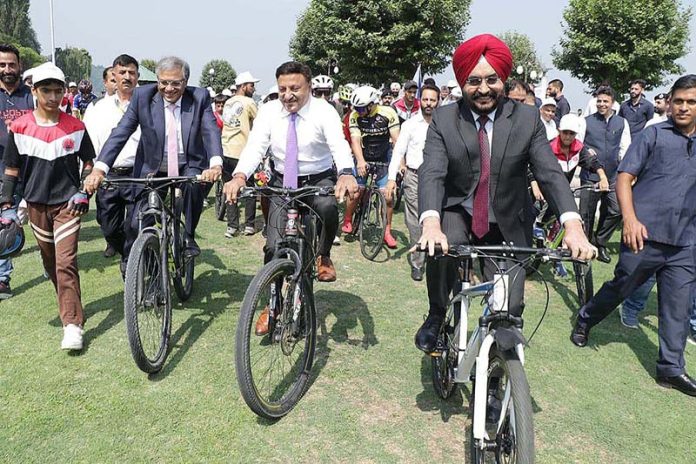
[359,189,387,260]
[431,322,457,399]
[172,196,194,301]
[573,261,594,306]
[394,177,404,211]
[235,258,317,419]
[468,348,534,464]
[124,232,172,374]
[214,179,226,221]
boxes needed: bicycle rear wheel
[124,232,172,373]
[235,258,317,419]
[431,320,457,399]
[214,179,226,221]
[468,348,534,464]
[172,195,194,301]
[359,189,387,260]
[573,262,594,306]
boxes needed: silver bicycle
[428,244,580,463]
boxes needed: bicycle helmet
[311,74,334,90]
[78,79,92,94]
[0,219,25,259]
[338,85,353,102]
[350,85,380,107]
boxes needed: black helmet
[0,219,25,259]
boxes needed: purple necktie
[166,103,179,177]
[283,113,299,189]
[472,114,490,238]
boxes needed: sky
[28,0,696,110]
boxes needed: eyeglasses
[465,75,499,87]
[314,90,331,97]
[158,79,185,89]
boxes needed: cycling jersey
[349,105,399,162]
[73,93,97,117]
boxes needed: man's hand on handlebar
[413,216,449,256]
[335,173,359,203]
[83,169,105,195]
[201,165,222,183]
[562,219,597,260]
[224,174,247,204]
[598,178,610,192]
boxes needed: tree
[0,0,41,52]
[0,32,45,69]
[55,47,92,82]
[290,0,471,85]
[498,31,546,84]
[553,0,692,93]
[140,58,157,73]
[199,59,237,93]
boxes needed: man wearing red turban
[414,34,596,354]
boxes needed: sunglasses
[314,89,331,97]
[355,105,371,114]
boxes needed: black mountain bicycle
[345,162,388,261]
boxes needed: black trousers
[96,168,133,257]
[222,157,256,229]
[124,171,204,260]
[263,172,338,263]
[578,241,695,377]
[579,182,622,247]
[426,206,526,318]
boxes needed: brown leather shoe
[316,256,337,282]
[255,306,270,336]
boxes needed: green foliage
[140,58,157,73]
[0,31,45,70]
[55,47,93,82]
[199,59,237,93]
[290,0,472,85]
[498,31,547,84]
[0,0,41,52]
[553,0,692,92]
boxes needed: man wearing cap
[389,82,401,99]
[392,80,420,123]
[0,44,34,299]
[221,71,260,237]
[414,33,595,353]
[539,97,558,140]
[645,92,669,128]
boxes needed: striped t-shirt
[5,112,95,205]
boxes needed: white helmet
[311,74,334,90]
[350,85,380,107]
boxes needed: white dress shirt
[84,93,140,168]
[233,97,353,178]
[420,108,581,225]
[164,97,184,155]
[541,117,558,141]
[388,112,430,181]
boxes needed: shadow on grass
[149,252,252,380]
[416,354,467,422]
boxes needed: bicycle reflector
[0,218,25,259]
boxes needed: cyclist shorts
[354,164,389,189]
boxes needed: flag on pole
[412,64,422,98]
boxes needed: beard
[0,71,19,86]
[464,88,501,114]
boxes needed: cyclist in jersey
[312,74,342,117]
[72,79,97,119]
[341,85,401,248]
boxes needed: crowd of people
[1,32,695,396]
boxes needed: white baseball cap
[268,85,279,95]
[541,97,557,108]
[559,114,581,133]
[447,79,458,88]
[221,88,233,97]
[450,86,462,98]
[32,63,66,86]
[68,81,77,87]
[229,84,237,91]
[235,71,260,86]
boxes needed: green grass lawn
[1,204,694,463]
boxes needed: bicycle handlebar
[101,175,202,188]
[239,185,335,199]
[419,243,585,263]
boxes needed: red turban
[452,34,513,87]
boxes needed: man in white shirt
[83,54,140,265]
[540,97,559,140]
[385,84,439,281]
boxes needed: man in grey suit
[414,34,596,352]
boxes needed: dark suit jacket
[97,84,222,177]
[418,98,578,247]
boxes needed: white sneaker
[61,324,84,351]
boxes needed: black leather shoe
[570,320,590,347]
[411,266,423,282]
[103,244,116,258]
[184,237,201,258]
[415,313,443,353]
[656,373,696,396]
[597,246,611,264]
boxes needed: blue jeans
[0,258,12,284]
[622,274,696,330]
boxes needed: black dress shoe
[597,246,611,264]
[411,266,424,282]
[656,373,696,397]
[570,320,590,347]
[103,244,116,258]
[184,237,201,258]
[415,313,443,353]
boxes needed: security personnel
[571,74,696,397]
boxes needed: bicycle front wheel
[573,261,593,306]
[235,258,317,419]
[172,196,194,301]
[359,189,387,260]
[214,179,226,221]
[124,232,172,373]
[468,348,534,464]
